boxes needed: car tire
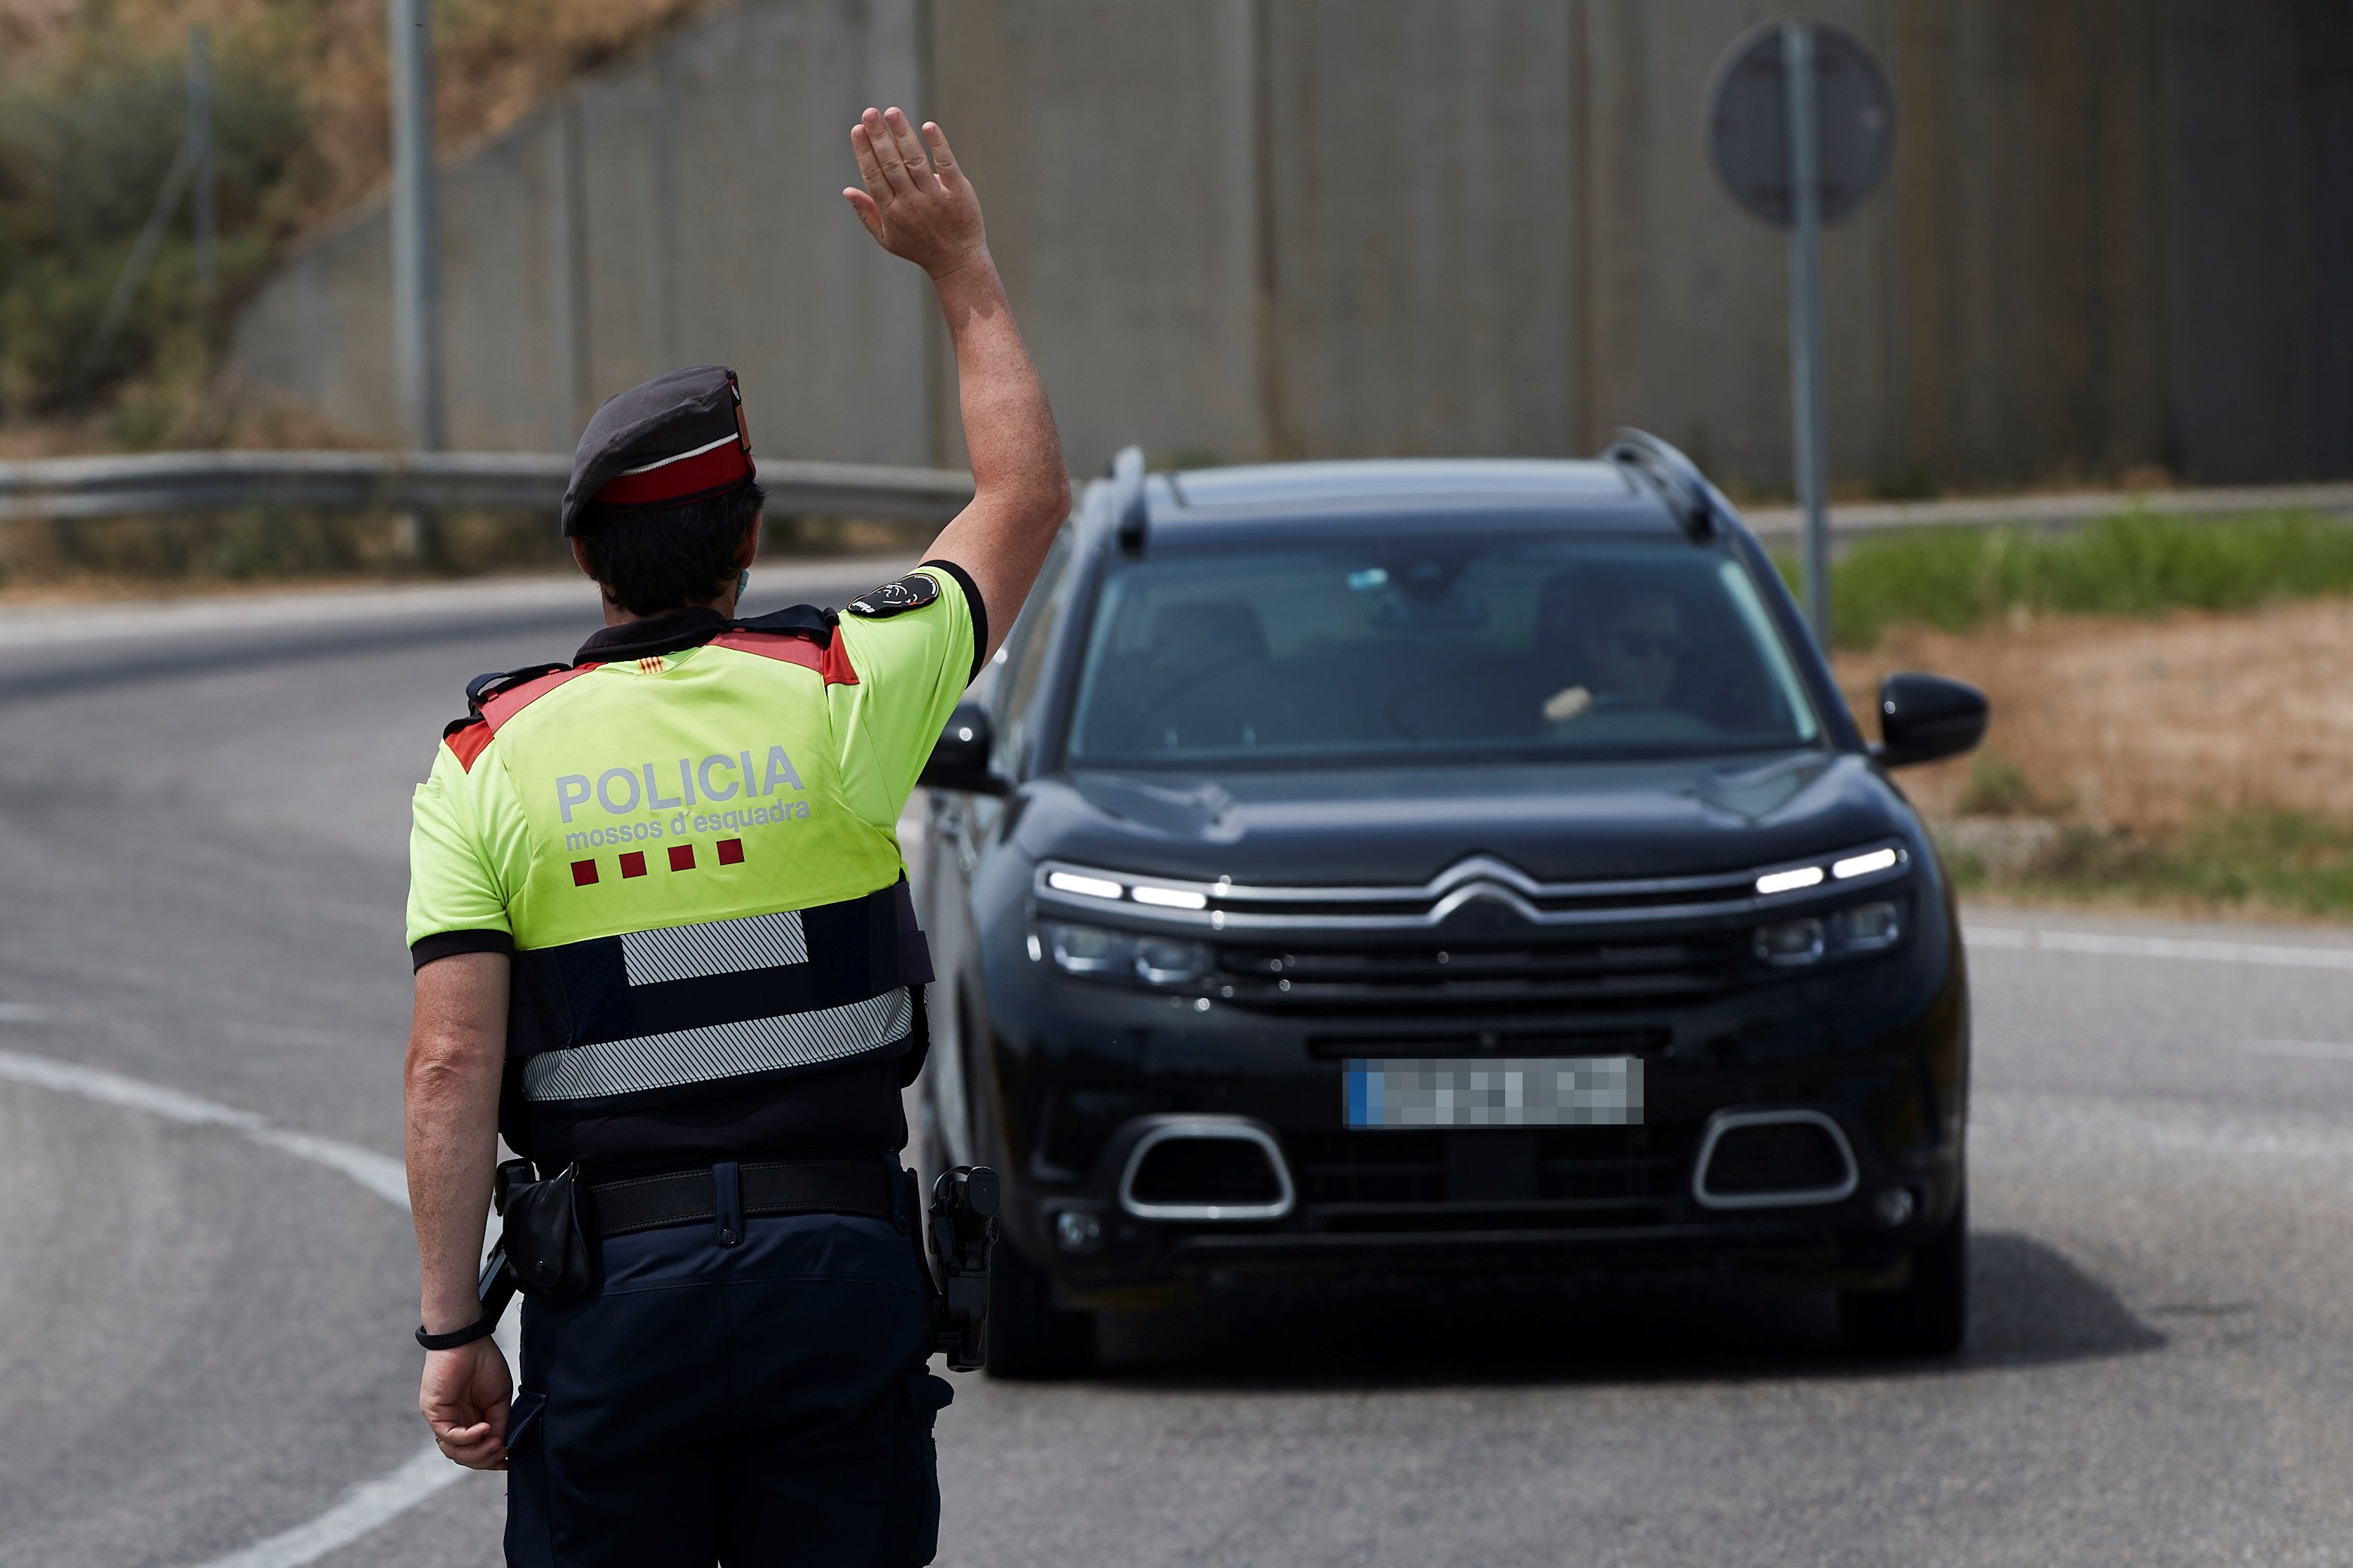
[984,1236,1098,1378]
[1840,1193,1967,1357]
[1835,1193,1967,1354]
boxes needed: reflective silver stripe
[521,988,910,1101]
[620,909,809,985]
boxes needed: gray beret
[561,365,758,535]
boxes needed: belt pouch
[503,1162,593,1304]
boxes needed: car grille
[1213,930,1750,1015]
[1286,1126,1696,1231]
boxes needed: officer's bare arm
[405,951,514,1469]
[844,107,1070,660]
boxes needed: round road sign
[1707,20,1893,227]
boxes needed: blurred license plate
[1343,1057,1643,1129]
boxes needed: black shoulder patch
[845,573,940,618]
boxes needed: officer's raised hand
[838,106,1068,660]
[843,106,986,281]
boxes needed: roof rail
[1107,444,1149,554]
[1602,428,1717,539]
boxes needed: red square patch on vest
[619,851,648,878]
[569,859,598,887]
[669,845,696,872]
[717,838,745,865]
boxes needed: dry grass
[0,0,728,234]
[1832,596,2353,833]
[0,0,730,452]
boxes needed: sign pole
[1781,21,1831,644]
[389,0,445,456]
[388,0,445,566]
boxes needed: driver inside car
[1543,587,1688,726]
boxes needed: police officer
[401,107,1066,1565]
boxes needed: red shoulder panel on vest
[442,664,601,772]
[479,663,599,729]
[709,628,858,686]
[444,717,494,772]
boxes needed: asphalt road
[3,566,2351,1566]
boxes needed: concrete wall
[928,0,1263,473]
[233,0,928,465]
[1263,1,1579,459]
[229,0,2353,490]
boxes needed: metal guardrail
[1740,481,2353,537]
[0,450,976,524]
[2,449,2346,537]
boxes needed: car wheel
[985,1236,1098,1378]
[1841,1193,1967,1357]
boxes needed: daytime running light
[1832,848,1899,880]
[1045,870,1123,900]
[1131,885,1209,910]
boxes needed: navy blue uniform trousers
[506,1183,952,1566]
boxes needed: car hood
[1013,751,1913,886]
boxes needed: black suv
[914,435,1987,1374]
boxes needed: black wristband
[415,1315,499,1351]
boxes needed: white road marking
[1967,924,2353,971]
[189,1448,457,1568]
[1973,1090,2353,1163]
[2242,1039,2353,1063]
[0,1048,470,1564]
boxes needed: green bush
[1960,809,2353,920]
[1777,509,2353,649]
[0,43,307,414]
[1954,750,2042,817]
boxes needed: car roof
[1114,458,1688,541]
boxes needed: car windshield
[1061,533,1822,769]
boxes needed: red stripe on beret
[592,438,754,511]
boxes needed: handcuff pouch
[500,1160,592,1305]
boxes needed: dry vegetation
[1834,599,2353,834]
[1828,596,2353,920]
[0,0,727,454]
[0,0,727,220]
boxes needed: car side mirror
[1872,672,1990,769]
[920,701,1010,795]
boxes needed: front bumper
[974,867,1969,1300]
[973,930,1967,1297]
[1023,1088,1958,1303]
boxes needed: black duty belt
[586,1161,898,1239]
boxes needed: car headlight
[1041,920,1213,988]
[1837,899,1902,953]
[1753,899,1904,967]
[1754,916,1826,966]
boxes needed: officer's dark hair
[575,481,767,616]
